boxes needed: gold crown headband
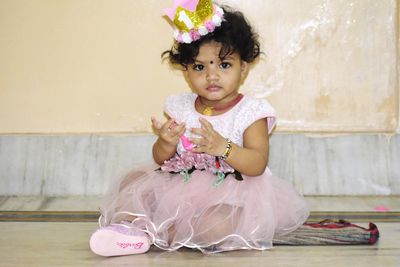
[164,0,224,43]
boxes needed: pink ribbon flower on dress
[160,151,240,187]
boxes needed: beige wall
[0,0,398,134]
[398,0,400,133]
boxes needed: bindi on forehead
[194,58,218,65]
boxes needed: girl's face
[186,41,248,105]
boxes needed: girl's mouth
[206,85,222,92]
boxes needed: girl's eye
[219,62,231,69]
[193,64,204,71]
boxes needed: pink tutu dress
[99,93,309,254]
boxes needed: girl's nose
[206,66,219,82]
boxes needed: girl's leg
[193,204,242,244]
[91,169,154,256]
[93,191,155,257]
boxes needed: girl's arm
[152,117,186,165]
[225,119,269,176]
[190,117,269,176]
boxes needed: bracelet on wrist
[219,138,232,160]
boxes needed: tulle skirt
[99,165,309,254]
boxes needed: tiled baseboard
[1,133,399,195]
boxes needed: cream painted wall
[0,0,186,134]
[0,0,398,134]
[398,0,400,133]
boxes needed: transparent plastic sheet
[234,0,398,132]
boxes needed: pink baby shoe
[90,225,151,257]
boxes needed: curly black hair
[162,6,260,68]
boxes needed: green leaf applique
[213,170,226,187]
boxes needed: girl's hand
[190,118,227,156]
[151,116,186,147]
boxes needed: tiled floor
[0,196,399,267]
[0,222,398,267]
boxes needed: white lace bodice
[164,93,276,154]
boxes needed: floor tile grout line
[0,211,399,222]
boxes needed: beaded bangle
[219,139,233,160]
